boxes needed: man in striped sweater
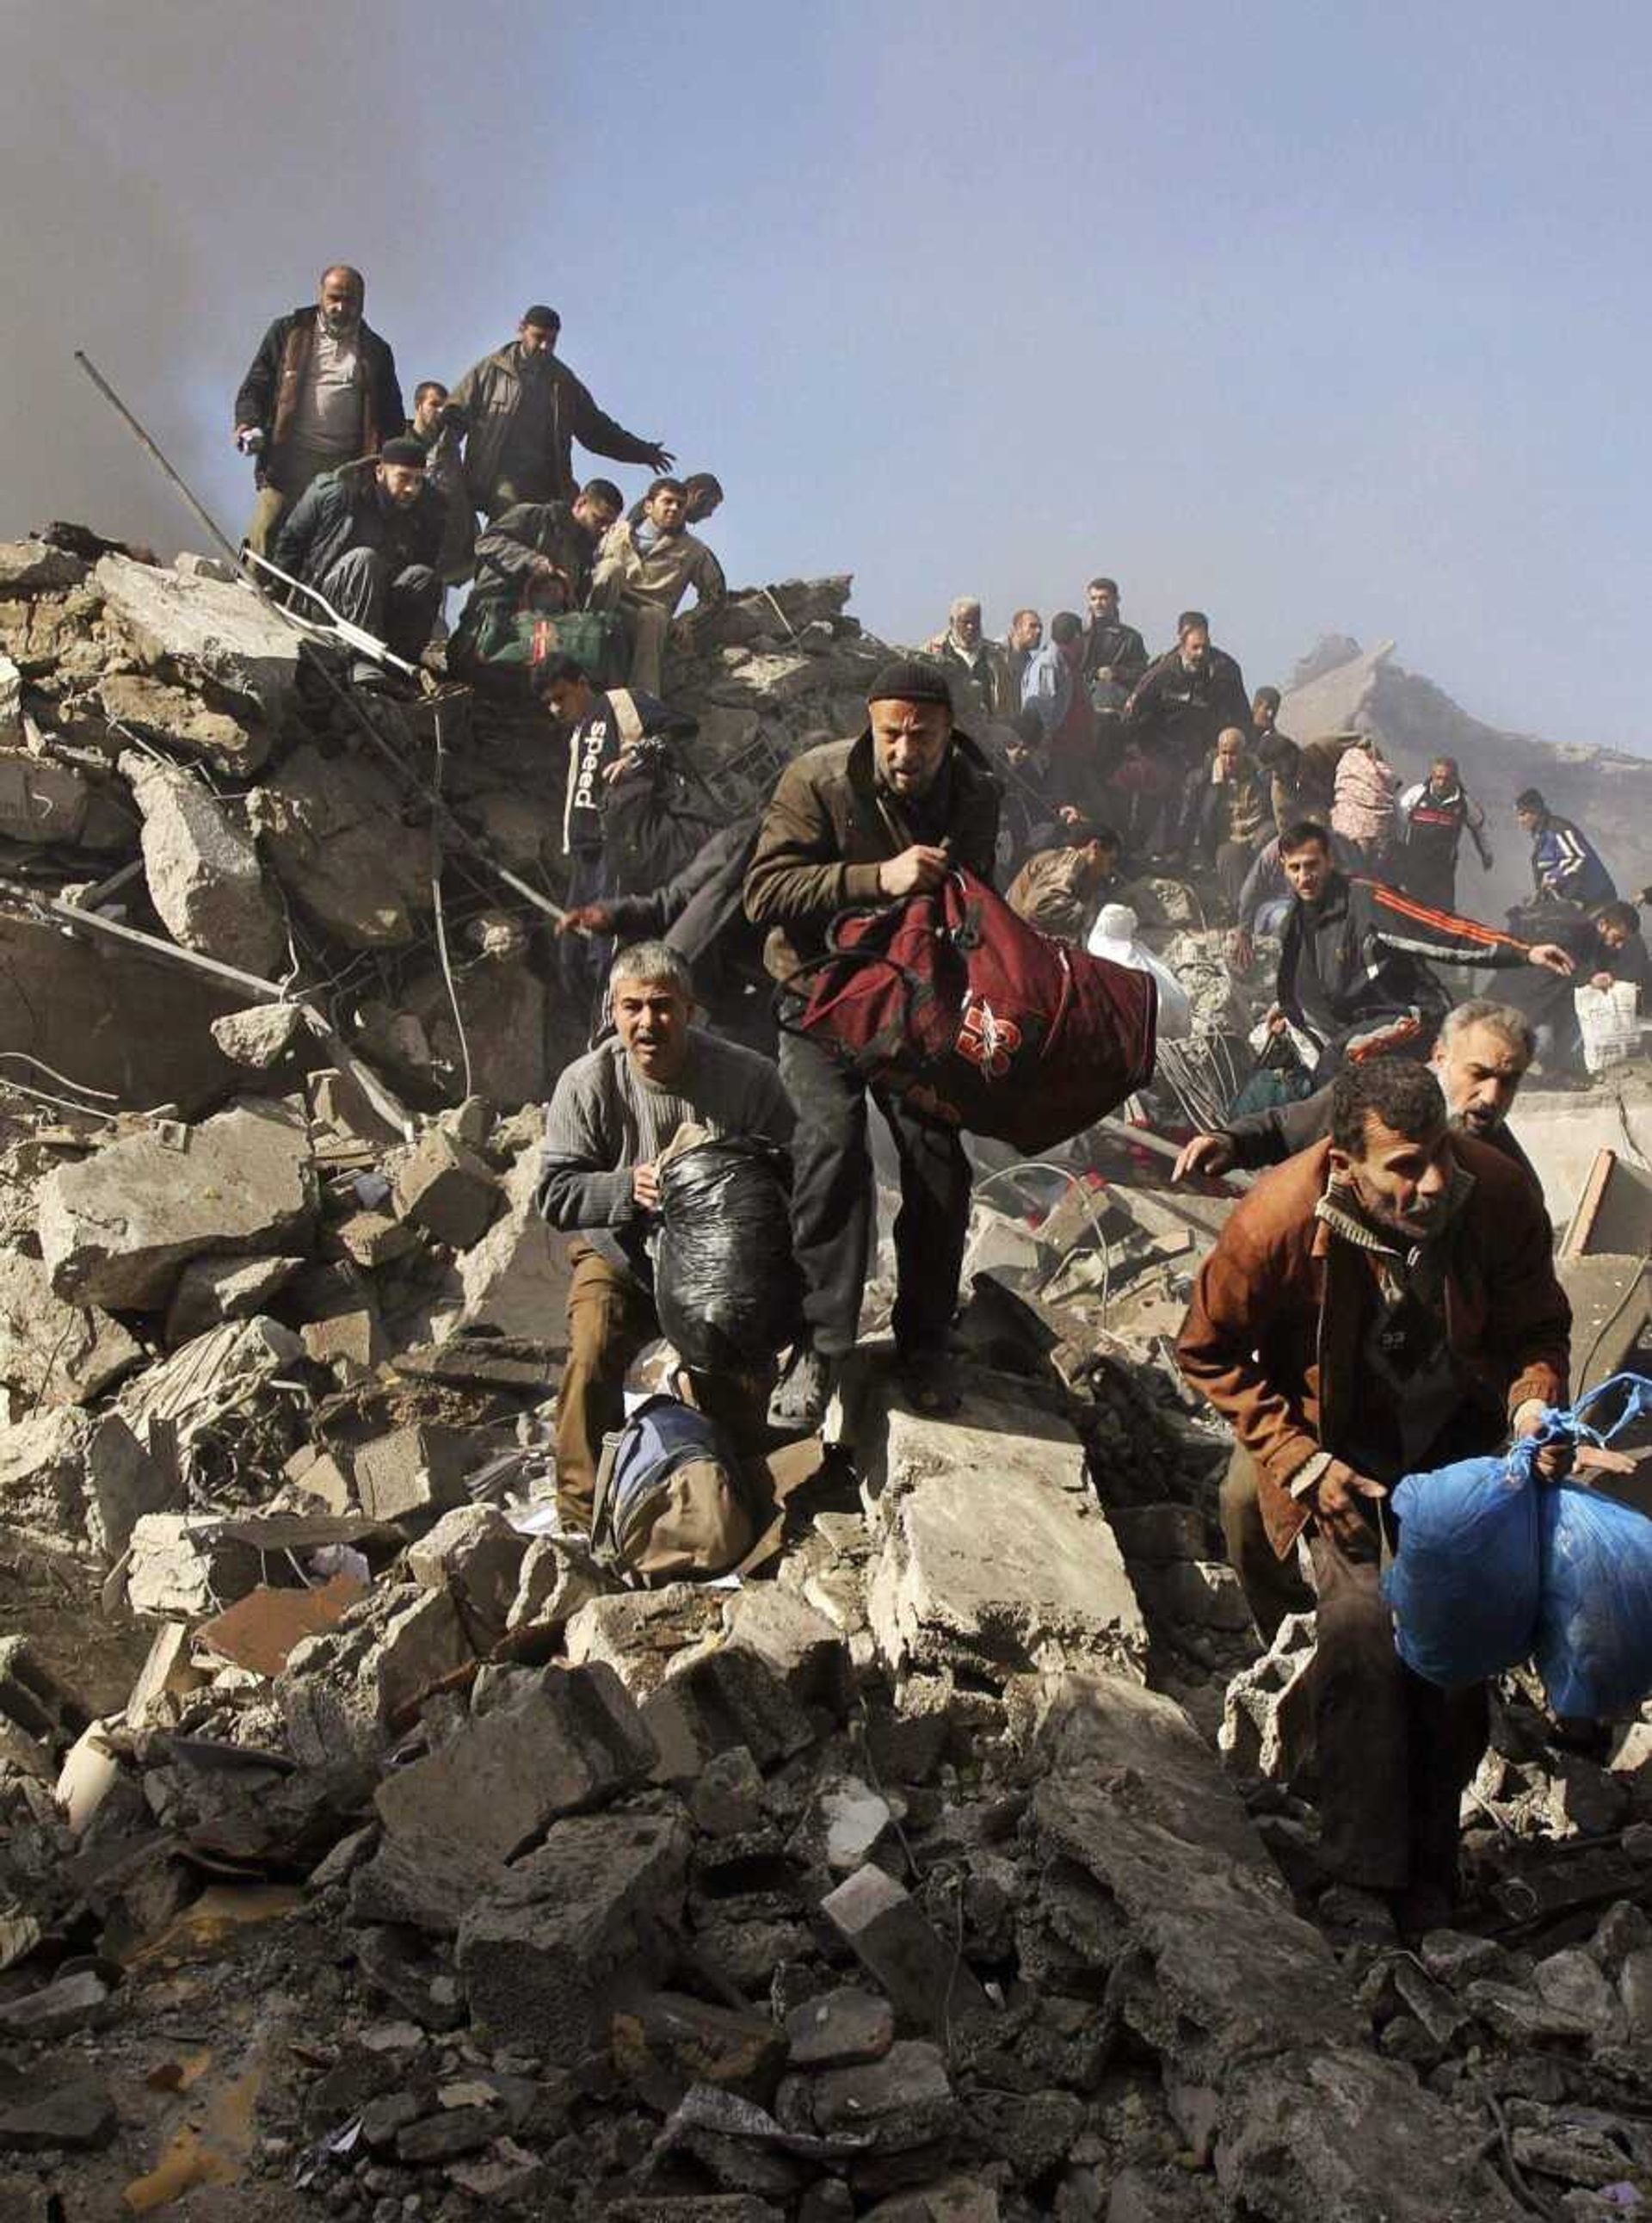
[1270,822,1575,1082]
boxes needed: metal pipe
[74,350,244,571]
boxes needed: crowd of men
[233,263,1652,1944]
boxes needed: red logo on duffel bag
[956,997,1022,1079]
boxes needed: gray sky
[4,0,1647,753]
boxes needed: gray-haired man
[535,941,793,1524]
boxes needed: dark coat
[1176,1134,1569,1554]
[446,343,660,508]
[1123,644,1250,762]
[1081,616,1148,689]
[466,501,601,617]
[743,730,1002,982]
[270,466,446,592]
[234,307,404,485]
[607,816,766,1011]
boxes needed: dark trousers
[1306,1525,1488,1899]
[319,546,443,661]
[778,1029,972,1360]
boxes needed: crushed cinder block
[352,1423,472,1524]
[348,1825,508,1937]
[373,1662,655,1860]
[120,750,287,975]
[299,1307,384,1375]
[719,1584,852,1710]
[612,1990,789,2103]
[126,1514,262,1618]
[641,1646,817,1781]
[1218,1610,1317,1781]
[775,2037,959,2152]
[0,1407,93,1545]
[854,1375,1147,1685]
[280,1584,472,1765]
[446,1145,571,1342]
[820,1864,993,2036]
[40,1100,315,1307]
[792,1776,894,1877]
[329,1208,418,1270]
[0,538,88,595]
[210,1003,309,1071]
[0,1248,144,1414]
[407,1505,529,1651]
[564,1586,725,1700]
[391,1127,502,1250]
[506,1537,603,1649]
[163,1253,305,1344]
[82,1412,175,1564]
[95,551,300,723]
[783,1985,895,2070]
[455,1810,690,2056]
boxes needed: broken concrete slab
[209,1001,310,1071]
[821,1864,993,2036]
[97,670,268,774]
[719,1584,852,1711]
[95,552,301,724]
[373,1663,656,1859]
[40,1099,315,1307]
[406,1505,529,1650]
[121,750,287,974]
[126,1514,262,1618]
[784,1985,895,2069]
[776,2038,959,2152]
[0,538,89,595]
[445,1144,573,1343]
[124,1622,206,1727]
[391,1126,502,1250]
[612,1989,790,2102]
[247,742,429,948]
[82,1411,176,1563]
[0,1246,144,1413]
[348,1824,508,1937]
[852,1374,1147,1684]
[564,1586,726,1699]
[456,1810,690,2056]
[641,1646,817,1781]
[280,1585,472,1765]
[118,1315,304,1477]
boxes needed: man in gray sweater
[536,940,793,1525]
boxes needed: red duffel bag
[778,868,1157,1152]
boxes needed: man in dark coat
[235,265,404,554]
[1121,609,1251,857]
[270,440,446,672]
[744,658,1002,1425]
[445,306,673,521]
[448,479,624,682]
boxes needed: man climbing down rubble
[448,478,623,680]
[1174,997,1543,1190]
[1268,819,1575,1080]
[534,941,793,1528]
[269,437,447,676]
[1176,1057,1571,1932]
[589,475,726,695]
[744,658,1002,1425]
[235,263,404,555]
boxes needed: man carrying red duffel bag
[744,658,1157,1428]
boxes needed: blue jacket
[1020,641,1074,740]
[1530,813,1615,907]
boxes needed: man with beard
[1079,576,1149,703]
[535,941,792,1528]
[445,305,673,521]
[744,659,1001,1424]
[1121,610,1252,857]
[236,265,404,554]
[928,596,1017,719]
[270,439,446,675]
[1177,1058,1570,1932]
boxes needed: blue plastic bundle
[1534,1376,1652,1719]
[1384,1442,1543,1688]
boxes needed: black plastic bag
[655,1139,800,1374]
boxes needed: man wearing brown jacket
[744,659,1002,1426]
[1176,1058,1569,1930]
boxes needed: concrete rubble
[0,525,1647,2221]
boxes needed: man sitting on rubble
[928,596,1017,720]
[1006,821,1125,941]
[628,471,724,529]
[1177,1056,1570,1932]
[1267,820,1574,1081]
[235,264,404,557]
[589,476,726,695]
[1175,997,1543,1193]
[1187,726,1273,912]
[745,658,1001,1425]
[269,438,446,678]
[535,941,794,1528]
[445,305,674,521]
[448,479,624,682]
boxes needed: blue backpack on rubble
[1384,1373,1652,1714]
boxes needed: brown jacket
[1175,1134,1569,1557]
[743,730,1002,982]
[1005,845,1097,941]
[590,517,725,618]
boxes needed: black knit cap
[521,304,560,329]
[866,658,953,710]
[379,437,428,468]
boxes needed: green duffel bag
[456,600,629,687]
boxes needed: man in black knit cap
[744,658,1002,1424]
[271,437,447,673]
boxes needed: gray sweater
[536,1029,793,1281]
